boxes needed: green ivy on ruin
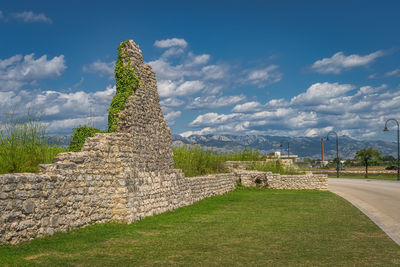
[107,40,139,132]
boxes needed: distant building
[320,161,329,167]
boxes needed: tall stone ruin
[114,40,174,172]
[0,40,327,245]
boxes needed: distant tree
[382,155,396,165]
[355,147,382,178]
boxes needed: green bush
[0,111,66,174]
[68,125,105,152]
[107,40,139,132]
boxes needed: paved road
[328,178,400,246]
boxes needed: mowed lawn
[1,188,399,266]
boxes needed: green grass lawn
[324,172,398,180]
[1,188,399,266]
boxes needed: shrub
[68,125,105,152]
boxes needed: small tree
[355,147,381,178]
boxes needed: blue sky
[1,0,400,141]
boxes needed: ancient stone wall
[0,40,327,245]
[236,170,328,190]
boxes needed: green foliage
[68,125,104,152]
[108,40,139,132]
[355,146,382,178]
[246,160,304,175]
[173,145,228,177]
[173,146,265,177]
[382,155,396,164]
[0,111,66,174]
[223,147,262,161]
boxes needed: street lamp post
[327,131,339,178]
[280,141,290,157]
[383,119,400,181]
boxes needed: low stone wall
[0,160,238,245]
[224,159,294,171]
[236,170,328,190]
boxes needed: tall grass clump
[173,146,228,177]
[0,111,65,174]
[246,160,303,175]
[224,147,262,161]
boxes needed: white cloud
[0,85,115,134]
[154,38,188,48]
[240,65,282,88]
[83,60,115,78]
[158,80,205,98]
[180,127,215,138]
[163,110,181,125]
[12,11,52,23]
[385,68,400,77]
[187,95,246,110]
[184,82,400,139]
[290,82,355,106]
[189,112,241,127]
[160,97,184,107]
[201,64,228,80]
[0,53,66,91]
[175,80,204,96]
[232,101,263,113]
[311,51,384,74]
[185,53,210,66]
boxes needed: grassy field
[1,188,399,266]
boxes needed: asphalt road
[328,178,400,246]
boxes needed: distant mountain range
[50,134,398,159]
[173,134,398,159]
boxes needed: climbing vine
[107,40,139,132]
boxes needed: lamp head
[280,144,283,148]
[383,126,389,132]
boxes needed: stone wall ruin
[0,40,327,245]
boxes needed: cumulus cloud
[311,51,384,74]
[385,68,400,77]
[0,53,66,91]
[83,60,115,78]
[12,11,52,23]
[163,109,181,125]
[154,38,188,48]
[0,85,115,134]
[187,95,246,110]
[158,80,205,98]
[240,65,282,88]
[183,82,400,139]
[160,97,185,107]
[290,82,355,105]
[232,101,263,113]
